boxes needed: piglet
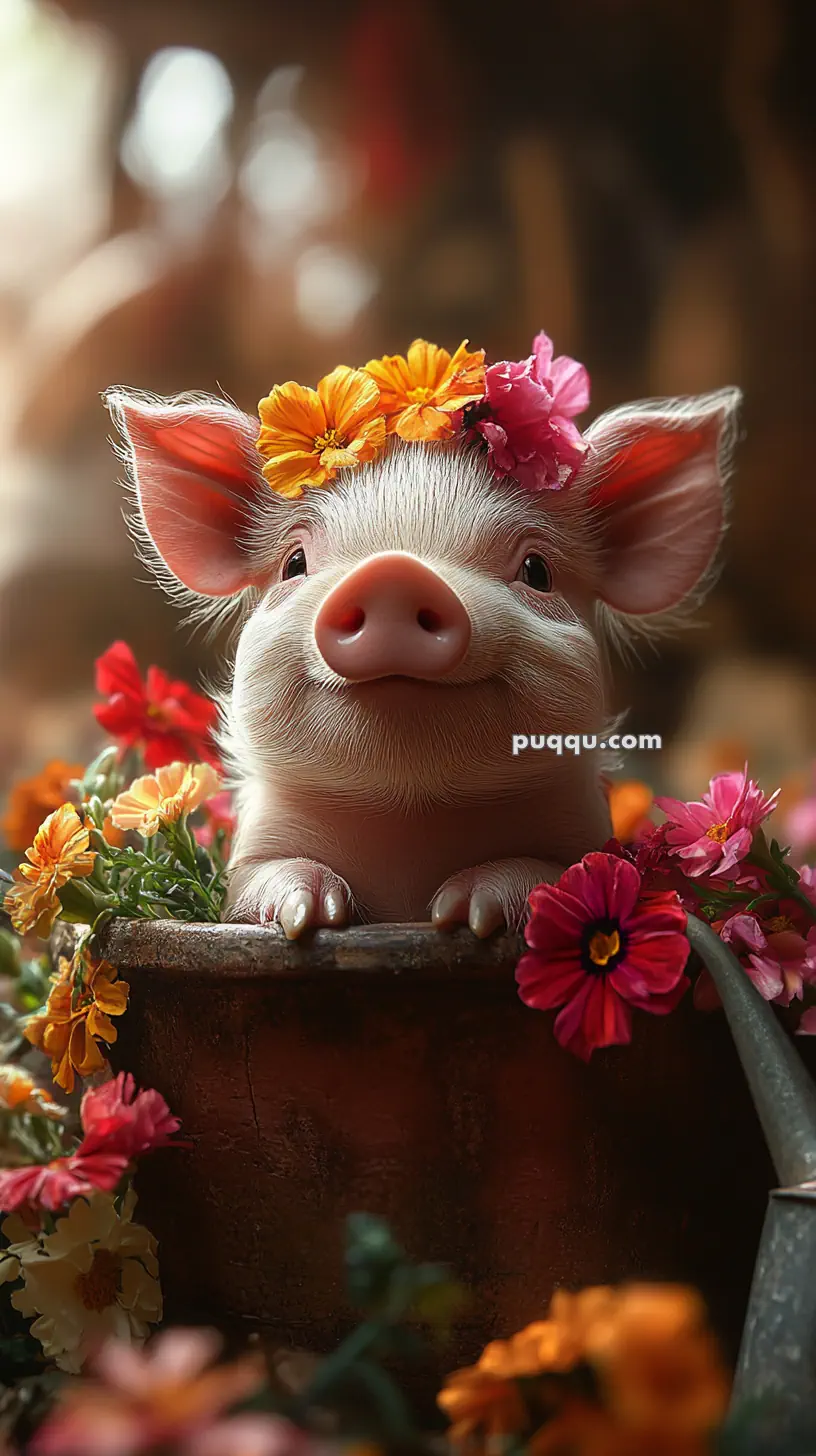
[106,381,739,937]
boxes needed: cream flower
[11,1188,162,1373]
[110,762,221,838]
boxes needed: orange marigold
[4,804,96,939]
[109,761,221,838]
[585,1285,730,1445]
[0,1064,65,1120]
[364,338,485,441]
[607,781,653,845]
[257,366,386,499]
[24,950,129,1094]
[1,759,83,853]
[437,1364,527,1449]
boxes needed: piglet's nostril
[313,552,471,682]
[337,606,365,635]
[417,608,442,633]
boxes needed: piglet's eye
[518,554,552,592]
[282,548,307,580]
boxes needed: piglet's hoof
[431,857,563,939]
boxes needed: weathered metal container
[96,918,778,1372]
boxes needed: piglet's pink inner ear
[106,390,266,597]
[584,388,741,615]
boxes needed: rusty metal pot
[91,917,779,1373]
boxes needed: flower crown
[255,332,591,501]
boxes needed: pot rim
[57,919,529,979]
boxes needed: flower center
[588,929,621,967]
[406,385,433,404]
[314,427,345,452]
[705,821,730,843]
[74,1248,121,1312]
[764,914,795,935]
[581,918,626,975]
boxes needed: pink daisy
[516,852,690,1060]
[655,768,779,881]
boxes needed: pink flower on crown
[465,331,590,491]
[654,768,779,881]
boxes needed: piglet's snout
[313,553,471,682]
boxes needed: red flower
[0,1076,182,1214]
[0,1149,128,1213]
[79,1073,182,1162]
[94,642,219,771]
[516,852,690,1060]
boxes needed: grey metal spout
[686,914,816,1438]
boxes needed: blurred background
[0,0,813,828]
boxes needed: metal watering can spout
[687,915,816,1186]
[687,914,816,1435]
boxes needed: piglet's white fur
[106,383,740,937]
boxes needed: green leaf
[345,1214,407,1314]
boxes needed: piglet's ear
[105,390,266,597]
[583,388,741,615]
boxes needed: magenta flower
[466,331,590,491]
[516,852,689,1060]
[719,910,816,1006]
[655,769,779,881]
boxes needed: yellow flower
[25,950,129,1094]
[10,1188,162,1373]
[110,761,221,838]
[1,758,83,853]
[364,338,485,441]
[257,365,386,499]
[4,804,96,938]
[0,1064,65,1121]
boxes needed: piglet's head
[106,382,740,809]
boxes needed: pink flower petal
[549,357,591,417]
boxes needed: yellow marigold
[109,762,221,838]
[364,338,485,441]
[24,951,129,1094]
[257,365,386,499]
[1,759,83,853]
[4,805,96,939]
[0,1064,65,1121]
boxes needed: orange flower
[585,1285,729,1445]
[1,759,83,853]
[257,366,386,498]
[4,805,96,939]
[24,950,129,1094]
[0,1064,65,1121]
[437,1365,527,1449]
[607,781,653,844]
[364,338,485,441]
[439,1287,728,1456]
[110,762,221,838]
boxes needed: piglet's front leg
[225,858,354,939]
[431,857,564,938]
